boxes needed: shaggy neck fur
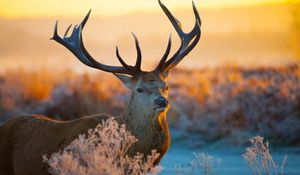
[121,96,170,163]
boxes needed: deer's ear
[160,70,169,79]
[114,74,134,89]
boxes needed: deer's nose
[155,96,168,108]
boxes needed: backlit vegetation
[173,136,287,175]
[175,152,221,175]
[43,118,161,175]
[0,65,300,145]
[243,136,288,175]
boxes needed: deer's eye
[137,88,144,93]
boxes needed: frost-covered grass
[174,152,221,175]
[43,118,161,175]
[42,118,295,175]
[243,136,287,175]
[162,136,295,175]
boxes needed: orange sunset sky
[0,0,290,18]
[0,0,298,71]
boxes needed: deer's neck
[120,97,170,164]
[122,99,168,134]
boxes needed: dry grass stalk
[174,152,221,175]
[243,136,287,175]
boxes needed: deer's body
[0,1,201,174]
[0,111,169,175]
[0,114,115,175]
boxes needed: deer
[0,1,201,175]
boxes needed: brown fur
[0,72,170,175]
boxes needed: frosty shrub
[243,136,287,175]
[174,152,221,175]
[43,118,161,175]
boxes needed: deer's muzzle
[154,96,168,108]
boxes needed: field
[1,65,300,174]
[1,65,300,146]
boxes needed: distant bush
[43,118,161,175]
[172,66,300,145]
[1,65,300,145]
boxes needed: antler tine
[81,9,92,28]
[114,33,142,74]
[192,1,201,26]
[51,20,95,67]
[116,46,130,70]
[131,33,142,70]
[156,34,172,71]
[63,24,72,38]
[157,0,201,72]
[158,0,184,36]
[51,10,141,76]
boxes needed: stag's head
[51,0,201,115]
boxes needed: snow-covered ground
[160,141,300,175]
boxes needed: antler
[51,10,142,76]
[156,0,201,73]
[51,0,201,76]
